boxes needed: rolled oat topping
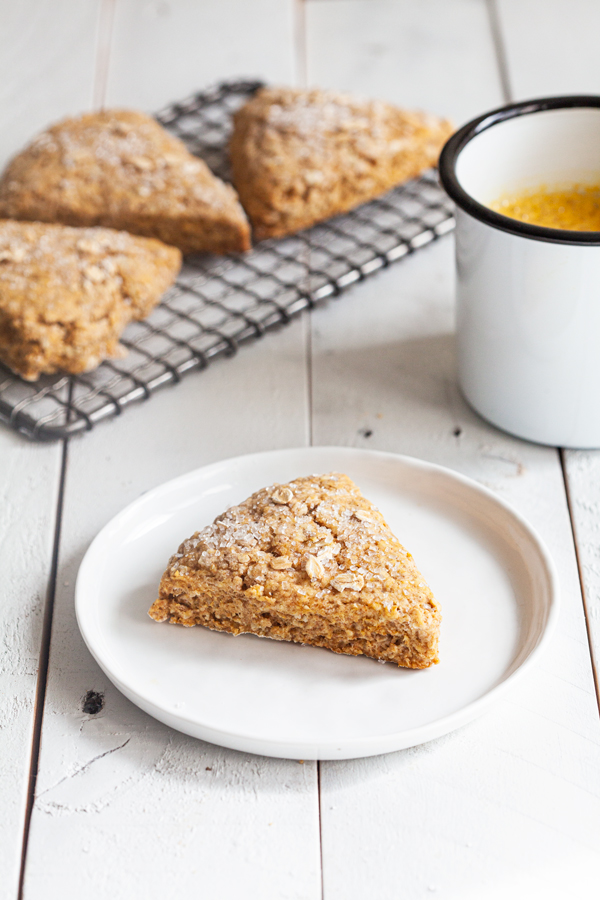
[149,472,441,668]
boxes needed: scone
[149,473,441,668]
[230,86,454,240]
[0,219,181,380]
[0,110,251,255]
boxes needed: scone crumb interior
[149,472,441,668]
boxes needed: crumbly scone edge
[149,472,441,668]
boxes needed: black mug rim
[438,95,600,246]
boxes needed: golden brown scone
[0,110,251,255]
[149,473,441,669]
[230,87,454,240]
[0,219,181,380]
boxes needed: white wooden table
[2,2,600,898]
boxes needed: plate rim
[75,446,560,759]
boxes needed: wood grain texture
[0,432,62,900]
[10,4,312,895]
[563,451,600,697]
[22,322,321,900]
[310,238,600,900]
[0,6,101,894]
[105,0,298,111]
[306,0,504,125]
[4,2,600,898]
[307,2,600,898]
[497,0,600,705]
[495,0,600,99]
[0,0,101,170]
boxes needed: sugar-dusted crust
[0,110,251,255]
[0,219,181,380]
[229,87,454,240]
[149,473,441,668]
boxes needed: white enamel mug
[439,97,600,448]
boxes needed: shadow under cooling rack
[0,79,454,441]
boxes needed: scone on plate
[0,110,251,255]
[149,473,441,668]
[229,86,454,240]
[0,219,181,380]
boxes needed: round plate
[76,447,558,760]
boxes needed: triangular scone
[149,473,441,668]
[0,219,181,380]
[229,87,454,240]
[0,110,251,255]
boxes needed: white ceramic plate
[76,447,558,760]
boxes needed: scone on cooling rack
[0,220,181,381]
[149,473,441,669]
[0,110,251,256]
[230,87,454,240]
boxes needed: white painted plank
[22,320,321,900]
[0,0,101,170]
[310,239,600,900]
[307,2,600,898]
[563,452,600,693]
[105,0,298,111]
[306,0,505,126]
[497,0,600,699]
[0,431,62,900]
[495,0,600,100]
[20,2,319,893]
[0,5,101,892]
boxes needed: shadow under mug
[440,96,600,449]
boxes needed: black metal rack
[0,79,454,440]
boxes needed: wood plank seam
[4,4,318,897]
[93,0,117,110]
[17,438,69,900]
[488,0,599,717]
[488,0,600,721]
[17,14,111,883]
[560,449,600,714]
[317,760,325,900]
[295,0,308,88]
[306,5,600,897]
[485,0,513,103]
[303,312,315,447]
[296,0,315,451]
[296,6,324,896]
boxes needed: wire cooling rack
[0,79,455,440]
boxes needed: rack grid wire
[0,79,455,441]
